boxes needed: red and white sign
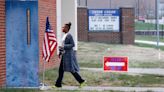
[103,57,128,72]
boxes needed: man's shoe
[79,80,87,88]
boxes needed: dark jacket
[61,33,79,72]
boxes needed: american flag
[42,17,57,62]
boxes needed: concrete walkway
[135,40,164,46]
[81,67,164,75]
[43,86,164,92]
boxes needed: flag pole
[43,59,46,86]
[40,59,46,90]
[40,17,57,90]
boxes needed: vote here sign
[103,57,128,72]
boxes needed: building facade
[0,0,77,87]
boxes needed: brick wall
[77,7,88,41]
[88,32,121,44]
[0,0,6,87]
[0,0,58,87]
[120,8,135,44]
[38,0,59,71]
[77,7,135,44]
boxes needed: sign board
[103,57,128,72]
[88,9,120,32]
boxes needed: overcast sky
[78,0,157,9]
[78,0,164,17]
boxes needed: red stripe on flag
[42,31,57,62]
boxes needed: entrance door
[6,1,39,87]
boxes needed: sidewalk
[46,86,164,92]
[81,67,164,75]
[135,40,164,46]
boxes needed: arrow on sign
[105,62,125,67]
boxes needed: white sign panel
[88,9,120,32]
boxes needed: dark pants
[55,60,84,87]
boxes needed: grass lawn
[135,22,164,30]
[3,68,163,91]
[1,42,164,92]
[135,35,164,43]
[38,69,164,87]
[77,42,164,68]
